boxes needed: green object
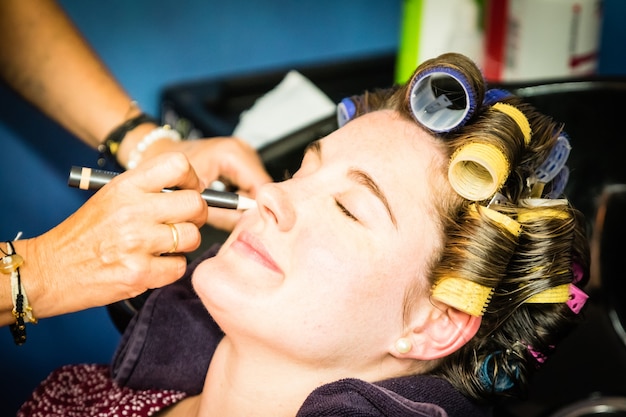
[395,0,424,84]
[395,0,485,84]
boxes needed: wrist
[2,237,41,344]
[11,238,46,322]
[114,121,159,167]
[125,125,182,169]
[98,112,159,168]
[99,110,183,169]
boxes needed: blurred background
[1,0,625,415]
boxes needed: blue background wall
[0,0,624,414]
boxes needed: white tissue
[232,70,336,149]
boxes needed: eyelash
[286,166,358,222]
[336,200,358,221]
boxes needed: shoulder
[377,375,490,417]
[298,375,490,417]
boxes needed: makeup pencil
[68,166,256,210]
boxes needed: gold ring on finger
[166,223,179,253]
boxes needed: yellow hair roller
[525,284,571,303]
[448,142,510,201]
[517,208,571,223]
[469,204,522,236]
[431,277,494,317]
[517,199,571,223]
[492,103,532,145]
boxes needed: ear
[391,302,481,360]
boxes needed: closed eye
[336,200,358,221]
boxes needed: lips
[230,230,283,274]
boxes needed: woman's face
[193,110,448,368]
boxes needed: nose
[255,182,296,232]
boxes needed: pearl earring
[395,338,412,354]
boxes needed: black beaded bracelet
[97,113,158,167]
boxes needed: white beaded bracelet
[126,125,182,169]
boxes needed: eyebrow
[305,140,397,227]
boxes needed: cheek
[295,237,410,325]
[286,244,406,353]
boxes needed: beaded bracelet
[1,238,36,345]
[126,125,182,169]
[98,113,159,167]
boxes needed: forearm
[0,0,151,151]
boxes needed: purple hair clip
[528,345,550,364]
[568,261,588,314]
[567,285,588,314]
[572,261,584,284]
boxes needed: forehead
[320,110,443,176]
[320,110,446,226]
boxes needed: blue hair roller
[545,165,570,199]
[337,97,356,128]
[478,352,518,392]
[534,133,572,183]
[483,88,513,106]
[407,66,479,133]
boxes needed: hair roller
[531,131,572,199]
[544,166,569,199]
[336,87,400,127]
[491,103,532,145]
[430,204,520,316]
[337,97,357,128]
[448,142,510,201]
[472,204,521,237]
[482,199,582,372]
[478,351,520,393]
[533,132,571,184]
[406,54,484,134]
[503,199,575,302]
[483,88,514,106]
[516,198,571,224]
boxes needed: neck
[191,336,420,417]
[197,337,321,417]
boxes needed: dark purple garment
[111,244,223,394]
[111,244,491,417]
[297,376,490,417]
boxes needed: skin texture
[162,110,480,417]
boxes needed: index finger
[131,152,205,193]
[212,141,273,195]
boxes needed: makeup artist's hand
[3,153,207,324]
[137,136,272,231]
